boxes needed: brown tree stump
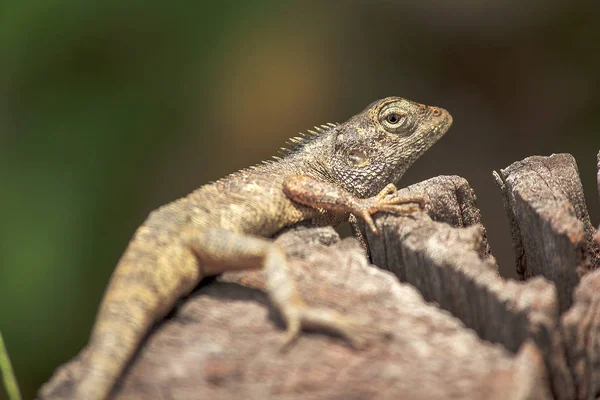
[40,152,600,400]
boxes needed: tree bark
[41,152,600,400]
[366,177,573,400]
[114,226,550,400]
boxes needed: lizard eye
[386,113,401,124]
[381,111,407,130]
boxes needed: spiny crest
[279,122,338,157]
[213,122,338,185]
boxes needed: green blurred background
[1,1,599,398]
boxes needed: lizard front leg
[184,228,366,349]
[283,175,425,234]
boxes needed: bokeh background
[1,1,599,398]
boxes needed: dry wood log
[561,270,600,400]
[557,150,600,400]
[391,175,495,260]
[111,226,550,400]
[493,154,599,311]
[366,177,574,400]
[41,153,600,400]
[493,153,600,400]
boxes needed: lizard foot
[264,239,392,352]
[283,176,425,235]
[354,185,426,234]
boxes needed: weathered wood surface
[366,177,573,400]
[494,154,599,311]
[41,152,600,400]
[112,226,549,400]
[561,270,600,400]
[390,175,495,260]
[494,153,600,400]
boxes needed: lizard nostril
[432,108,441,116]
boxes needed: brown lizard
[39,96,452,399]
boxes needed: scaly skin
[39,97,452,399]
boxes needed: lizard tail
[40,227,201,400]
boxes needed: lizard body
[40,97,452,399]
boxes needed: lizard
[39,96,452,400]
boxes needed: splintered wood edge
[561,269,600,400]
[112,226,550,400]
[367,213,573,400]
[493,169,527,278]
[397,175,496,263]
[367,173,585,400]
[493,153,599,313]
[494,152,600,399]
[560,151,600,399]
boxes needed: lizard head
[327,96,452,197]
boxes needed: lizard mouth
[431,109,453,139]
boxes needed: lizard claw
[279,317,302,351]
[358,210,378,235]
[375,183,399,200]
[353,190,426,235]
